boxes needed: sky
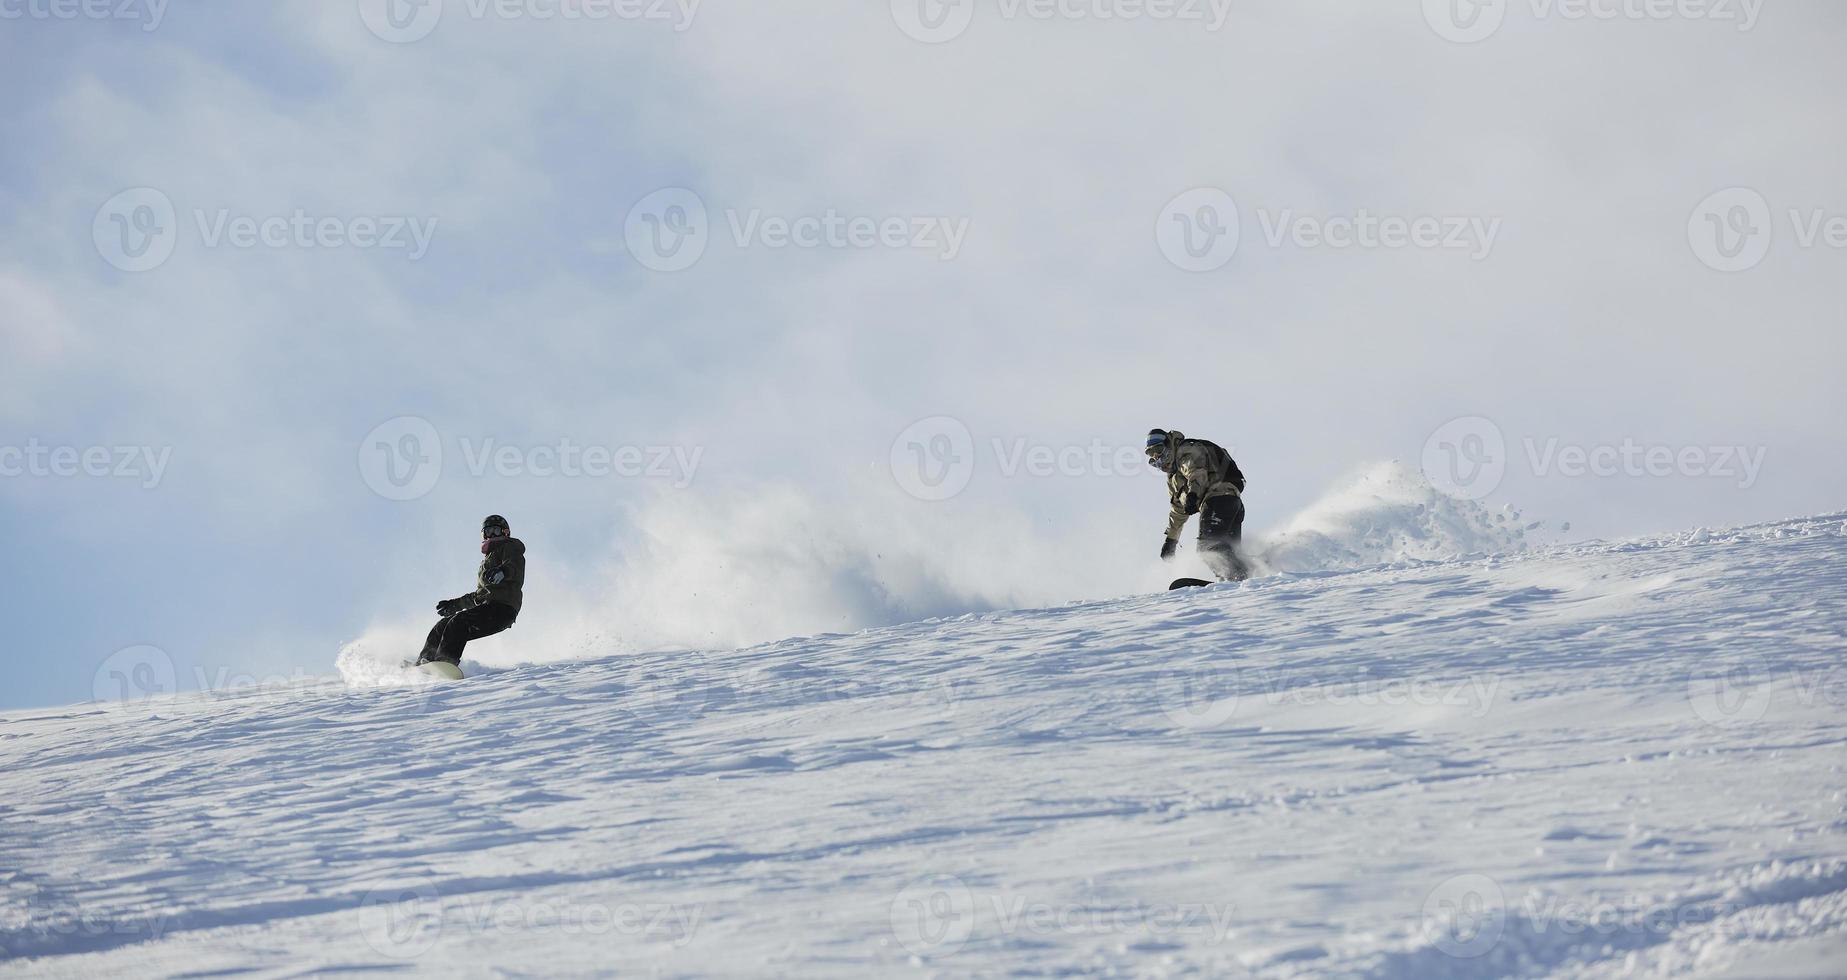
[2,0,1842,710]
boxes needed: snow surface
[2,504,1843,977]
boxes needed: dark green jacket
[454,538,525,613]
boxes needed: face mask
[1146,434,1170,470]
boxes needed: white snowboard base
[418,661,465,680]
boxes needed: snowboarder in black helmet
[416,515,525,667]
[1147,429,1250,582]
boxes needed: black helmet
[482,514,510,538]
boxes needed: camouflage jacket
[1163,437,1245,540]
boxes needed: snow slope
[2,513,1843,977]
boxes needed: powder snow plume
[1249,460,1554,575]
[338,461,1557,684]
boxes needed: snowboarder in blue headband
[1147,429,1249,583]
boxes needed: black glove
[1160,538,1178,562]
[1181,492,1201,516]
[436,597,469,617]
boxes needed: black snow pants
[417,602,518,665]
[1197,493,1249,582]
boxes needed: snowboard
[418,660,465,680]
[1169,578,1214,590]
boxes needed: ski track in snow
[1,515,1844,977]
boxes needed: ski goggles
[1145,435,1170,468]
